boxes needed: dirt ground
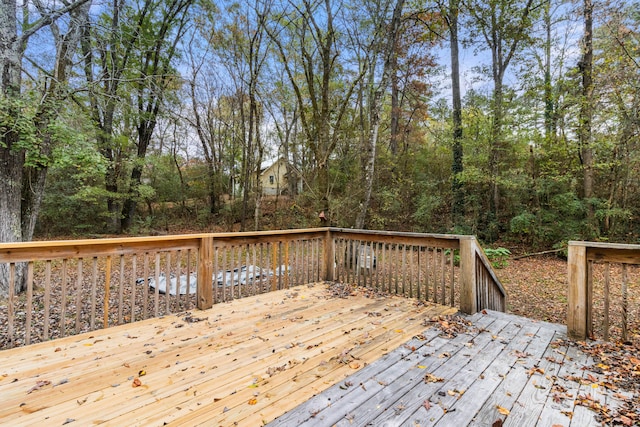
[498,255,639,346]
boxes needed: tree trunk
[580,0,594,227]
[355,0,405,230]
[543,0,555,141]
[0,1,28,295]
[489,74,504,223]
[450,0,464,225]
[0,0,90,295]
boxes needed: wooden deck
[0,283,632,427]
[0,283,455,426]
[269,311,634,427]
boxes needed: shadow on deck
[0,283,633,426]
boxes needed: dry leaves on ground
[422,314,474,338]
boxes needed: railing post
[197,236,214,310]
[323,229,335,282]
[459,237,477,314]
[567,242,589,340]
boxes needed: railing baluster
[435,249,440,304]
[603,262,610,341]
[293,240,298,286]
[449,249,455,307]
[131,255,137,322]
[416,247,422,300]
[8,263,15,348]
[251,244,257,294]
[425,248,431,302]
[143,253,149,319]
[401,244,406,296]
[118,255,125,324]
[44,261,51,340]
[104,256,111,329]
[221,246,228,301]
[91,258,98,328]
[154,252,161,317]
[394,244,400,295]
[75,258,83,334]
[213,246,219,303]
[622,264,628,342]
[284,241,290,289]
[61,259,67,338]
[271,242,278,292]
[237,245,243,298]
[230,245,236,300]
[311,238,316,283]
[25,262,34,345]
[186,249,192,309]
[440,248,446,304]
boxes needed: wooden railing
[0,228,505,349]
[568,241,640,342]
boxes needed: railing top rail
[473,241,507,298]
[329,227,472,241]
[569,240,640,264]
[568,240,640,251]
[0,228,330,263]
[0,228,331,250]
[0,227,481,264]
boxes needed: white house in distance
[260,157,288,196]
[260,157,291,196]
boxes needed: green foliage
[412,193,443,228]
[483,247,511,269]
[509,211,536,236]
[0,94,37,158]
[37,132,110,235]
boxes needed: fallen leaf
[248,398,258,405]
[423,400,431,410]
[619,415,633,426]
[492,420,503,427]
[138,370,146,377]
[496,405,510,415]
[27,380,51,394]
[349,362,360,369]
[527,366,545,376]
[132,378,142,387]
[424,373,444,383]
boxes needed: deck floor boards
[1,283,627,426]
[269,311,621,427]
[0,283,455,426]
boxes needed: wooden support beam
[459,237,477,314]
[197,237,214,310]
[323,230,335,282]
[567,243,589,340]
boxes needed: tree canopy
[3,0,640,255]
